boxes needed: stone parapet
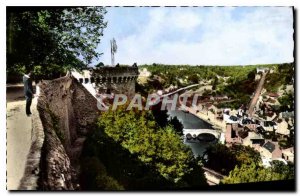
[18,88,45,190]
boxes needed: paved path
[6,86,33,190]
[248,72,267,117]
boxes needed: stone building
[225,123,243,146]
[276,119,290,135]
[282,147,294,163]
[91,66,139,98]
[259,141,282,160]
[73,66,139,99]
[242,131,265,151]
[256,67,269,74]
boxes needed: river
[168,109,216,157]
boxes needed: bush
[96,175,125,190]
[222,161,294,184]
[80,156,124,190]
[202,144,261,175]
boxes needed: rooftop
[282,111,294,118]
[238,130,248,139]
[263,141,276,153]
[282,147,294,156]
[267,92,279,97]
[263,121,276,127]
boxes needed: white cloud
[169,10,202,30]
[99,7,293,65]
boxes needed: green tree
[95,62,105,68]
[7,7,107,76]
[218,77,225,84]
[202,144,237,175]
[211,76,219,90]
[97,106,207,186]
[222,162,294,184]
[187,74,199,84]
[169,116,184,136]
[80,156,124,190]
[278,92,294,112]
[247,70,256,80]
[231,145,261,165]
[202,144,261,175]
[271,160,294,180]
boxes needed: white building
[257,67,269,74]
[138,68,151,77]
[224,114,240,124]
[260,121,277,132]
[242,132,264,150]
[282,147,294,163]
[276,119,290,135]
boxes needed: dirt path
[6,86,33,190]
[248,72,267,117]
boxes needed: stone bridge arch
[183,129,220,141]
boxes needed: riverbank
[177,92,225,131]
[195,111,226,131]
[179,104,225,131]
[168,109,213,130]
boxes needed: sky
[95,7,294,66]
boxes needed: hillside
[137,63,294,109]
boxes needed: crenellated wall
[91,67,138,98]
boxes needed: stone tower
[91,66,139,98]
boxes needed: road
[6,85,32,190]
[248,72,267,117]
[161,83,201,97]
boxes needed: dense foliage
[139,64,260,88]
[80,106,207,190]
[80,156,124,190]
[7,7,107,80]
[264,63,294,92]
[96,106,207,186]
[202,143,294,184]
[202,144,261,175]
[222,161,294,184]
[138,63,294,109]
[278,92,294,112]
[138,64,261,109]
